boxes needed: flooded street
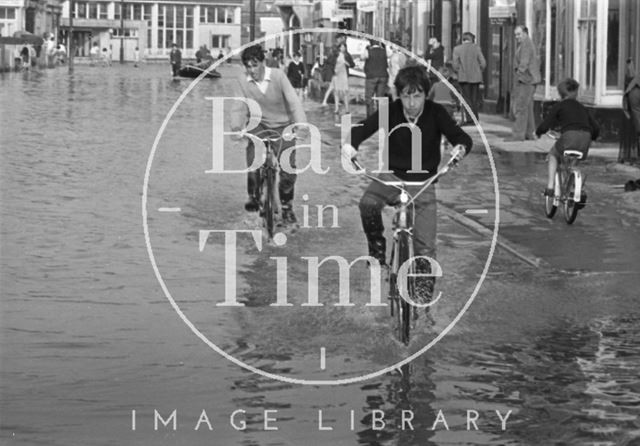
[1,64,639,446]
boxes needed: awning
[12,30,44,45]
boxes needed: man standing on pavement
[452,32,486,125]
[362,39,389,116]
[506,26,541,141]
[169,43,182,77]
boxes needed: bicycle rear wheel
[563,172,579,224]
[545,174,558,218]
[262,166,277,239]
[395,231,413,345]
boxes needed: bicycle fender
[571,170,582,202]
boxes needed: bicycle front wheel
[262,167,277,239]
[563,172,579,224]
[395,231,413,345]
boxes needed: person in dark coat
[169,43,182,77]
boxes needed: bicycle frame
[252,129,283,239]
[352,152,460,343]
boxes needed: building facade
[59,0,242,60]
[0,0,62,38]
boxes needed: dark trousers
[171,62,180,77]
[359,174,437,260]
[246,124,297,205]
[365,76,389,116]
[459,82,481,123]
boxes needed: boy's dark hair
[394,65,431,96]
[557,78,580,98]
[241,45,265,65]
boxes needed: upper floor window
[0,7,16,19]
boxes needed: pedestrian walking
[169,43,182,77]
[321,34,347,108]
[452,32,486,125]
[90,42,100,66]
[328,42,354,115]
[363,39,389,116]
[287,52,306,100]
[506,26,541,141]
[424,36,444,83]
[134,47,140,67]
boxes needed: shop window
[577,0,597,95]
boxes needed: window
[88,2,97,19]
[225,7,234,23]
[606,0,620,88]
[0,7,16,19]
[212,35,229,49]
[114,3,120,20]
[158,4,194,50]
[76,2,87,19]
[98,2,108,19]
[215,7,225,23]
[133,4,143,21]
[577,0,597,95]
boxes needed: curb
[439,204,548,269]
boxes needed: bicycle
[253,129,283,240]
[351,146,465,344]
[543,133,587,224]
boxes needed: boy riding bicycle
[233,44,307,225]
[342,65,472,302]
[535,78,599,198]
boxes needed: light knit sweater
[235,67,307,129]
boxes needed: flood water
[1,64,639,446]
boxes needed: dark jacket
[169,48,182,65]
[351,99,472,181]
[535,98,600,139]
[364,44,388,78]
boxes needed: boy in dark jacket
[535,78,600,196]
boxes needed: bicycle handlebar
[350,146,464,205]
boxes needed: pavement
[463,112,640,176]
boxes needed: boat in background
[178,61,221,79]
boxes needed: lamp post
[249,0,255,42]
[119,0,124,63]
[68,0,74,72]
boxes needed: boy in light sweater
[234,45,307,225]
